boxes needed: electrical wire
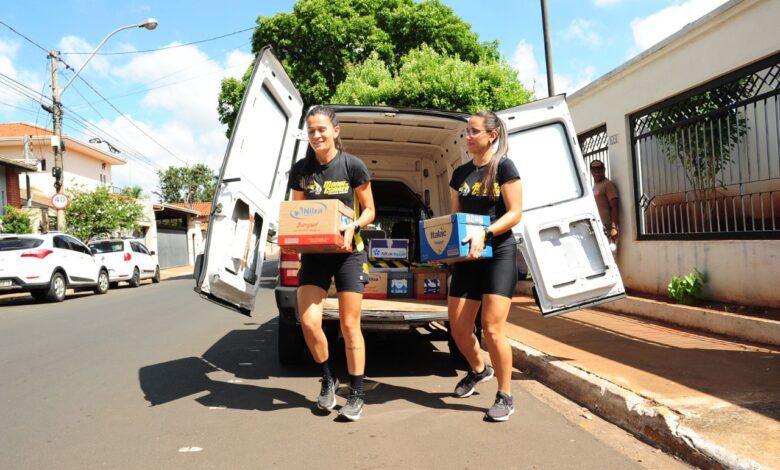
[59,68,190,166]
[0,20,51,55]
[61,26,256,55]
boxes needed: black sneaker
[317,376,339,411]
[486,391,515,422]
[454,364,495,398]
[339,387,364,421]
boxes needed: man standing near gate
[590,159,620,252]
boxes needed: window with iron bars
[630,52,780,239]
[578,125,609,186]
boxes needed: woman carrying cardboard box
[447,110,523,421]
[288,105,375,421]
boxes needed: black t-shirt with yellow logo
[449,157,520,247]
[288,151,370,208]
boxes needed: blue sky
[0,0,728,196]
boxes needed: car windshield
[88,241,125,253]
[0,237,43,251]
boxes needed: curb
[514,280,780,348]
[508,338,766,470]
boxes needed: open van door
[499,95,625,318]
[195,47,303,315]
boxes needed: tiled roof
[169,201,212,217]
[0,123,54,137]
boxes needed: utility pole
[540,0,555,97]
[50,49,65,231]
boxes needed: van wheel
[278,318,305,366]
[46,272,67,302]
[129,268,141,288]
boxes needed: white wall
[568,0,780,307]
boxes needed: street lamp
[60,19,158,95]
[49,18,158,230]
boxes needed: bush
[1,205,33,234]
[668,269,706,304]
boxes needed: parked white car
[88,239,160,287]
[0,233,110,302]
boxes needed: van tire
[278,318,305,366]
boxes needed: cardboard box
[413,269,447,300]
[278,199,354,253]
[388,271,414,298]
[368,238,409,260]
[419,213,492,263]
[363,271,388,299]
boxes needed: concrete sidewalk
[159,265,194,281]
[505,288,780,469]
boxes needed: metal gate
[156,227,189,268]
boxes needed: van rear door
[195,47,303,315]
[498,95,625,317]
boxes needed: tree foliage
[120,186,144,199]
[333,46,532,112]
[155,164,217,203]
[65,186,145,243]
[217,0,520,136]
[1,205,33,234]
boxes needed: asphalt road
[0,271,687,469]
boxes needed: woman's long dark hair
[473,110,509,201]
[301,105,344,188]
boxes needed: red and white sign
[51,193,70,210]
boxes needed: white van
[194,47,625,364]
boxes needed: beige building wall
[20,140,113,196]
[568,0,780,307]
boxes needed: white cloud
[563,19,601,47]
[99,45,254,196]
[0,39,47,115]
[593,0,622,6]
[58,36,113,76]
[511,39,596,97]
[629,0,729,56]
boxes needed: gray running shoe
[339,387,364,421]
[317,376,339,411]
[486,391,515,422]
[454,364,495,398]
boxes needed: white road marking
[178,446,203,453]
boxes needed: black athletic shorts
[449,241,517,300]
[298,250,369,293]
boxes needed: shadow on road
[139,316,485,414]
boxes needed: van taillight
[21,249,53,259]
[124,253,132,261]
[279,250,300,286]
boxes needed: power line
[0,20,51,55]
[61,26,256,55]
[59,67,190,166]
[68,55,254,109]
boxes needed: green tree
[1,205,33,234]
[120,186,144,198]
[218,0,508,136]
[333,47,532,112]
[65,187,146,243]
[155,164,217,203]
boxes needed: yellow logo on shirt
[323,180,350,195]
[464,181,500,197]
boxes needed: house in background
[567,0,779,308]
[0,123,125,228]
